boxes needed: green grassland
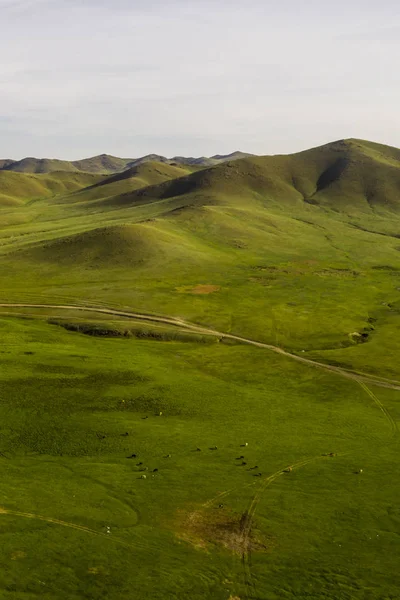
[1,151,252,175]
[1,316,399,599]
[0,171,104,207]
[1,138,400,598]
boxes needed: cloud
[1,0,400,158]
[338,24,400,41]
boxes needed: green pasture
[1,138,400,598]
[0,317,399,599]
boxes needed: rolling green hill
[1,151,254,174]
[20,222,217,269]
[112,138,400,216]
[3,138,400,366]
[0,158,15,169]
[46,161,197,208]
[0,170,103,206]
[1,138,400,600]
[0,161,193,208]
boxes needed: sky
[1,0,400,159]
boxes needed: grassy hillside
[20,222,218,269]
[2,139,400,371]
[0,170,103,206]
[44,161,197,209]
[114,138,400,215]
[1,151,253,174]
[3,157,79,174]
[0,159,15,169]
[1,138,400,599]
[1,155,132,174]
[72,154,133,174]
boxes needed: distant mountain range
[0,151,253,174]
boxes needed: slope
[3,157,79,174]
[1,151,254,174]
[49,161,196,207]
[17,222,217,270]
[106,138,400,217]
[0,170,103,206]
[3,138,400,600]
[2,138,400,378]
[2,155,132,174]
[71,154,132,174]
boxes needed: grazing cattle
[153,468,158,473]
[209,446,218,450]
[254,473,262,477]
[241,461,247,466]
[284,467,293,473]
[236,456,245,460]
[137,462,143,466]
[218,504,224,509]
[142,416,148,420]
[165,454,171,458]
[196,448,201,452]
[140,475,147,479]
[127,454,137,459]
[121,432,129,437]
[248,466,258,470]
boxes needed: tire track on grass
[240,455,330,598]
[356,380,398,434]
[0,506,140,550]
[198,456,340,599]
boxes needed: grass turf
[1,139,400,598]
[0,317,399,599]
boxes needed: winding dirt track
[2,302,400,392]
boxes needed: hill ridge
[96,137,400,216]
[0,150,254,174]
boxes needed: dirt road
[1,302,400,393]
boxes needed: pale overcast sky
[1,0,399,159]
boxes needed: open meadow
[1,139,400,599]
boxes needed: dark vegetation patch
[314,268,360,278]
[371,265,400,271]
[315,157,349,193]
[251,265,283,272]
[249,276,276,285]
[250,265,359,279]
[303,196,320,205]
[349,331,370,344]
[48,319,215,344]
[0,369,163,455]
[350,223,400,239]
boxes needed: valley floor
[0,307,399,599]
